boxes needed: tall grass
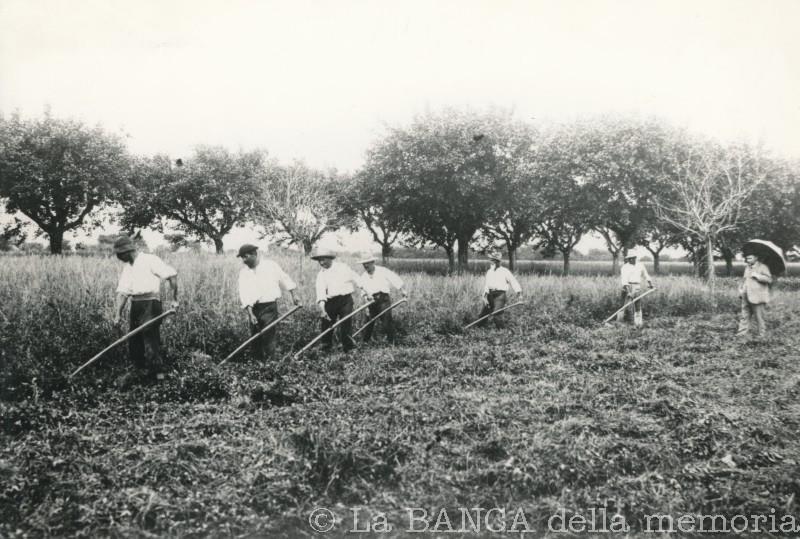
[0,251,770,398]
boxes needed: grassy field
[2,253,800,537]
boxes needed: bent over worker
[113,236,179,381]
[358,255,407,344]
[617,248,654,329]
[475,251,522,329]
[312,249,366,353]
[737,253,772,338]
[237,244,300,361]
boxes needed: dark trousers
[321,294,355,352]
[129,299,164,374]
[251,301,279,361]
[478,290,507,328]
[363,292,396,344]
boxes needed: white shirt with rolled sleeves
[238,260,297,308]
[483,266,522,295]
[315,261,363,302]
[116,253,177,296]
[359,266,404,296]
[620,262,652,287]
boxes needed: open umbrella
[742,239,786,276]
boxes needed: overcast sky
[1,0,798,251]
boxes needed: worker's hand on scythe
[113,316,125,333]
[318,301,330,320]
[169,300,180,311]
[482,294,490,307]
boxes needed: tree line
[1,109,798,281]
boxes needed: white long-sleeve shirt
[620,262,652,286]
[483,266,522,295]
[116,253,177,296]
[315,261,363,302]
[359,266,404,296]
[238,260,297,308]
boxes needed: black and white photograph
[1,0,799,536]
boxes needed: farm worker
[737,253,772,338]
[357,255,408,344]
[476,251,523,329]
[113,236,179,381]
[617,248,654,329]
[237,244,301,361]
[312,248,367,353]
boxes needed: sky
[1,0,799,253]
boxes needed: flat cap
[237,244,258,257]
[113,236,136,254]
[358,255,376,264]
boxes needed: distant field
[386,257,800,278]
[2,253,799,537]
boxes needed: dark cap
[113,236,136,254]
[237,244,258,257]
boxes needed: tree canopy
[0,113,129,253]
[121,146,266,253]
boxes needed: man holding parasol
[737,240,786,338]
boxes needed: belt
[254,300,277,307]
[372,291,389,297]
[488,289,507,293]
[626,282,641,285]
[131,293,159,301]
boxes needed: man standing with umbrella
[617,247,654,329]
[737,240,785,338]
[237,244,300,361]
[113,236,179,383]
[357,255,407,344]
[476,251,523,329]
[312,249,367,353]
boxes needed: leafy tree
[578,116,679,274]
[639,221,682,274]
[256,161,353,255]
[0,113,129,254]
[532,125,601,275]
[121,146,266,254]
[360,108,514,274]
[0,217,28,251]
[480,123,542,270]
[735,157,800,254]
[343,172,406,262]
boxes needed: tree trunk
[610,252,619,275]
[507,245,517,272]
[444,246,456,275]
[48,229,64,255]
[652,252,660,274]
[213,237,224,254]
[456,235,471,275]
[303,239,314,255]
[706,235,715,284]
[562,250,571,276]
[723,253,734,277]
[381,243,392,263]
